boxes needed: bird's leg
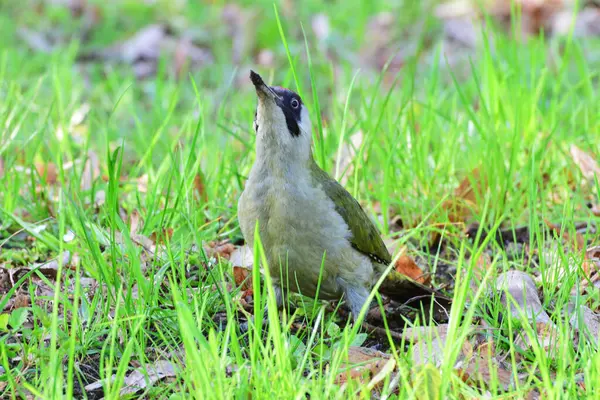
[262,285,284,324]
[338,278,371,323]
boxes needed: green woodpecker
[238,70,449,320]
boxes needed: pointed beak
[250,70,278,101]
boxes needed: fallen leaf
[395,253,430,285]
[402,324,450,367]
[129,210,143,237]
[173,37,213,80]
[232,266,252,291]
[194,171,209,203]
[334,346,396,391]
[81,24,166,64]
[495,270,551,324]
[77,24,212,79]
[150,228,174,246]
[430,168,488,247]
[205,240,235,260]
[570,144,600,182]
[456,353,514,391]
[84,359,177,396]
[568,303,600,344]
[35,162,58,185]
[229,245,254,269]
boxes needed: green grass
[1,0,600,398]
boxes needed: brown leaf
[544,219,586,252]
[570,144,600,181]
[395,253,430,285]
[232,266,252,291]
[35,162,58,185]
[430,168,488,246]
[334,346,396,391]
[205,240,235,260]
[85,359,177,395]
[149,228,173,247]
[194,171,209,203]
[129,210,143,237]
[456,353,514,391]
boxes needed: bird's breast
[238,167,359,299]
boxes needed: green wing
[310,161,392,267]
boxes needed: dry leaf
[456,353,514,391]
[334,346,396,391]
[430,168,488,246]
[402,324,451,367]
[205,240,235,260]
[395,254,430,285]
[229,245,254,270]
[77,24,212,79]
[495,270,551,324]
[544,219,586,252]
[84,359,177,395]
[568,303,600,344]
[194,171,209,203]
[233,266,252,291]
[129,210,142,237]
[570,144,600,181]
[35,162,58,184]
[150,228,173,246]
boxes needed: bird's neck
[254,131,313,179]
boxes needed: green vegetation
[1,0,599,398]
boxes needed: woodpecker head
[250,70,312,161]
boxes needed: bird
[238,70,450,321]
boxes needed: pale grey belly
[239,183,353,300]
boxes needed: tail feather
[378,270,452,310]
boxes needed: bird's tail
[378,270,452,314]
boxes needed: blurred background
[2,0,600,239]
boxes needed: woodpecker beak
[250,70,278,101]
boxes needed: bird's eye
[291,98,299,109]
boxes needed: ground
[1,0,600,398]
